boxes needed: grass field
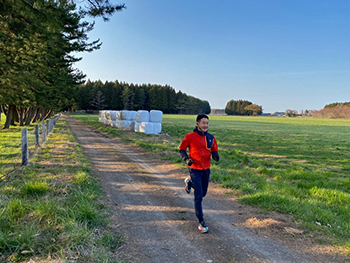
[0,116,122,262]
[71,113,350,249]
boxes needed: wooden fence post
[42,121,46,142]
[46,120,49,136]
[35,124,40,147]
[21,129,29,166]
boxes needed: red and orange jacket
[179,127,219,170]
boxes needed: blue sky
[76,0,350,113]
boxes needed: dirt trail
[66,115,346,263]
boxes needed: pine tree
[0,0,125,128]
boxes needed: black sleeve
[212,151,219,162]
[179,150,189,162]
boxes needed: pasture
[72,113,350,247]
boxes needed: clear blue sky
[76,0,350,113]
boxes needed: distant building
[210,109,227,115]
[262,112,285,117]
[272,112,285,116]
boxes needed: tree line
[0,0,125,129]
[324,102,350,108]
[75,80,211,114]
[225,99,263,116]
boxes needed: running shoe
[198,220,209,233]
[184,177,191,194]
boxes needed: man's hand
[186,158,193,166]
[212,151,219,162]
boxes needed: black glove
[212,151,220,162]
[186,158,193,166]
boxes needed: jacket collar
[193,126,207,136]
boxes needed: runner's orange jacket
[179,127,219,170]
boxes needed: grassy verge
[71,113,350,253]
[0,113,38,179]
[0,116,123,262]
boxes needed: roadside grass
[0,113,38,179]
[71,113,350,252]
[0,116,123,262]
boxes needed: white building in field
[210,109,226,115]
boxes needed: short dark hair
[196,114,209,122]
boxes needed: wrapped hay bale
[120,120,134,131]
[139,122,154,134]
[99,110,105,119]
[115,120,122,129]
[129,111,137,120]
[134,122,140,132]
[153,122,162,134]
[136,110,149,122]
[110,111,118,121]
[111,120,118,127]
[121,110,130,120]
[149,110,163,123]
[116,111,122,120]
[105,111,111,119]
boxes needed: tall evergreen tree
[0,0,125,128]
[122,85,132,110]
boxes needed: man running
[179,114,219,233]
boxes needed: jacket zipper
[202,135,205,169]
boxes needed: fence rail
[0,114,61,179]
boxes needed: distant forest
[324,102,350,108]
[76,80,211,114]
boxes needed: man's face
[197,118,209,132]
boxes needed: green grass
[71,113,350,250]
[0,116,123,262]
[0,113,44,179]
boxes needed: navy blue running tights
[189,168,210,222]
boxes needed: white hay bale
[120,120,134,131]
[104,118,109,125]
[134,122,140,132]
[114,120,121,129]
[105,111,111,119]
[121,110,129,120]
[116,111,122,120]
[136,110,149,122]
[149,110,163,123]
[139,122,154,134]
[129,111,137,120]
[110,120,118,127]
[153,122,162,134]
[110,111,118,121]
